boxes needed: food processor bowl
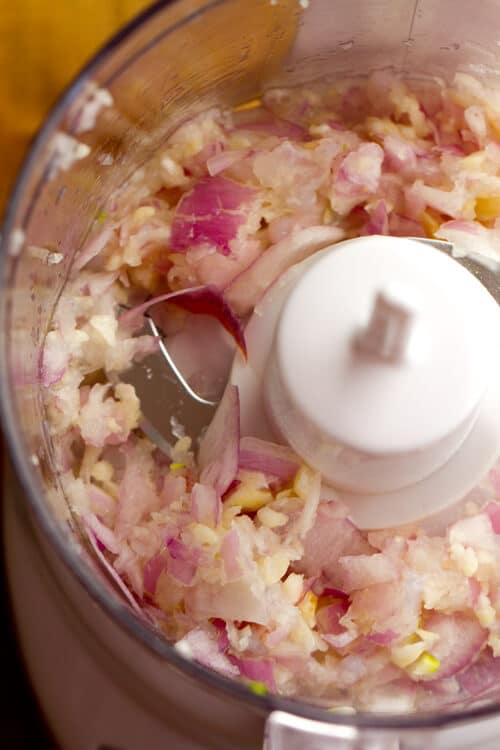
[2,1,500,748]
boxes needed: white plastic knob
[354,288,417,364]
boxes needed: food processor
[3,0,500,748]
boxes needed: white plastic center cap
[231,234,500,527]
[263,236,496,494]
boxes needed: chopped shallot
[238,436,300,481]
[225,225,345,316]
[170,175,257,255]
[119,285,247,357]
[198,384,240,497]
[42,73,500,711]
[418,612,487,681]
[175,627,240,678]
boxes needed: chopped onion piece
[417,612,487,681]
[191,483,221,528]
[220,528,242,581]
[119,285,247,357]
[166,536,200,585]
[238,436,300,481]
[339,553,399,593]
[170,176,257,255]
[231,656,276,691]
[143,552,167,595]
[73,225,117,272]
[458,650,500,697]
[175,627,240,678]
[484,501,500,534]
[225,225,345,316]
[207,149,251,176]
[198,384,240,497]
[84,524,145,618]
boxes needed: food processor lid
[231,236,500,529]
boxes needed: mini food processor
[3,0,500,748]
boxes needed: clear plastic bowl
[2,1,500,747]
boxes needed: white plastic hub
[353,288,417,364]
[231,236,500,529]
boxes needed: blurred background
[1,2,151,746]
[0,0,151,211]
